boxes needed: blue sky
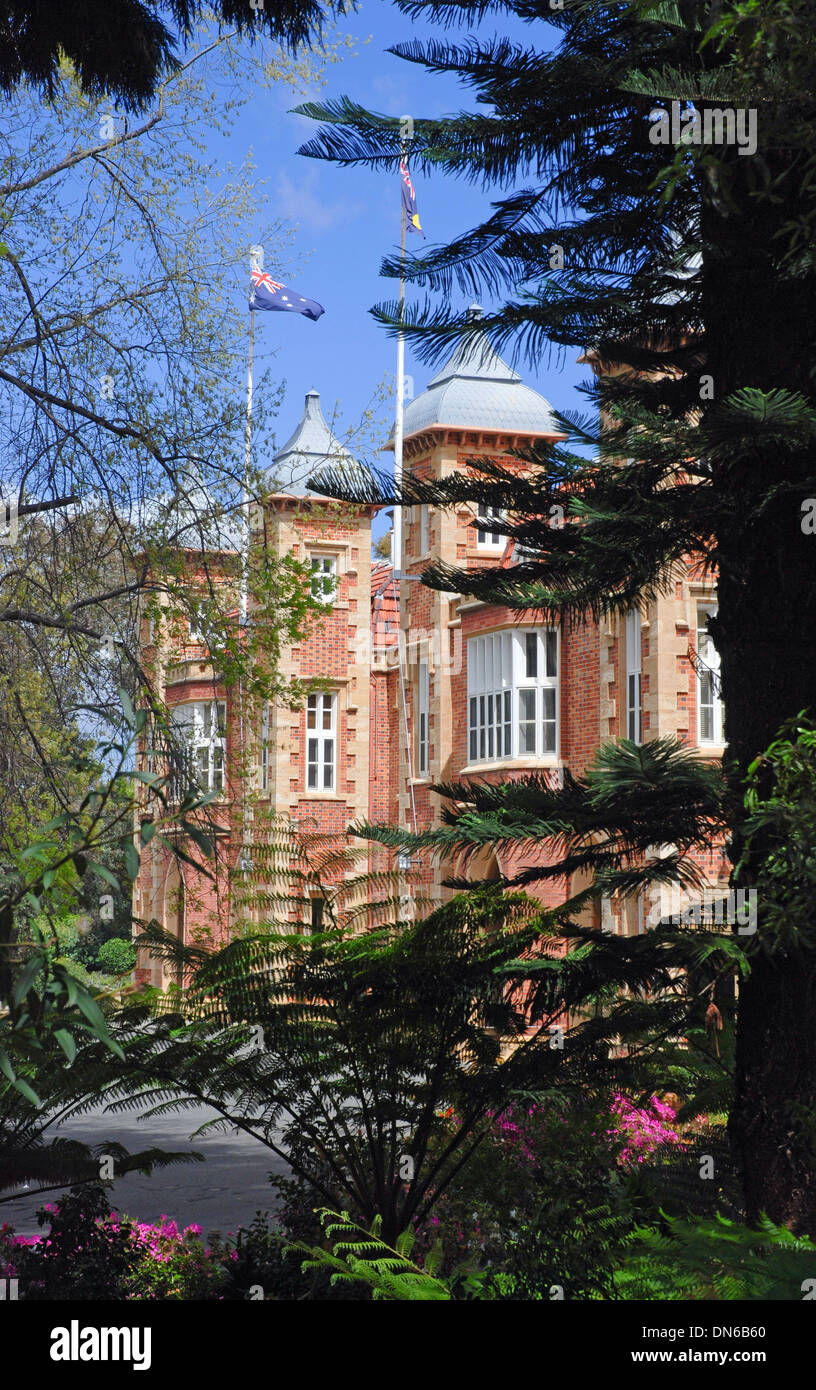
[227,1,592,537]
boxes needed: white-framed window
[171,700,226,794]
[188,602,207,646]
[418,504,430,556]
[467,627,558,764]
[306,692,337,791]
[417,659,429,776]
[697,604,724,744]
[475,502,506,549]
[625,608,642,744]
[260,701,270,792]
[310,553,338,604]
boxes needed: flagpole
[241,289,255,627]
[392,149,419,843]
[392,163,407,573]
[237,248,259,885]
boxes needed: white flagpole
[392,166,407,573]
[391,152,418,841]
[242,249,260,626]
[237,245,261,883]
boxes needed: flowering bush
[609,1092,688,1166]
[414,1094,630,1299]
[124,1215,228,1300]
[412,1091,700,1299]
[1,1187,228,1300]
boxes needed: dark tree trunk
[703,155,816,1233]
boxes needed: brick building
[134,312,728,984]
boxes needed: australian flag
[400,159,423,236]
[249,269,325,321]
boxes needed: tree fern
[288,1208,451,1301]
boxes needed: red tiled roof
[371,562,399,648]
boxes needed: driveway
[4,1102,289,1237]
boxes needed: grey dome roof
[271,389,363,498]
[402,305,561,440]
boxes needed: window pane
[525,632,538,679]
[542,688,556,753]
[519,688,537,754]
[311,556,337,601]
[627,673,642,743]
[469,697,477,762]
[307,696,317,728]
[545,630,558,678]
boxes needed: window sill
[300,790,347,800]
[459,757,563,775]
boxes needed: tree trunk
[703,157,816,1233]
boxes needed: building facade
[134,313,727,985]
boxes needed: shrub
[5,1186,227,1300]
[413,1094,633,1300]
[97,937,136,975]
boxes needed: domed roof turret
[401,305,561,440]
[272,389,359,497]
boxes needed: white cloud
[275,167,364,233]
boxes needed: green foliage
[415,1095,633,1301]
[207,1211,321,1302]
[4,1186,227,1300]
[0,701,213,1100]
[737,714,816,957]
[351,734,743,1095]
[12,1185,142,1300]
[82,862,640,1247]
[1,1,346,110]
[97,937,137,975]
[289,1208,451,1301]
[618,1211,816,1301]
[0,700,216,1213]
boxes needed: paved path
[5,1103,288,1237]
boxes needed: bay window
[467,628,559,764]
